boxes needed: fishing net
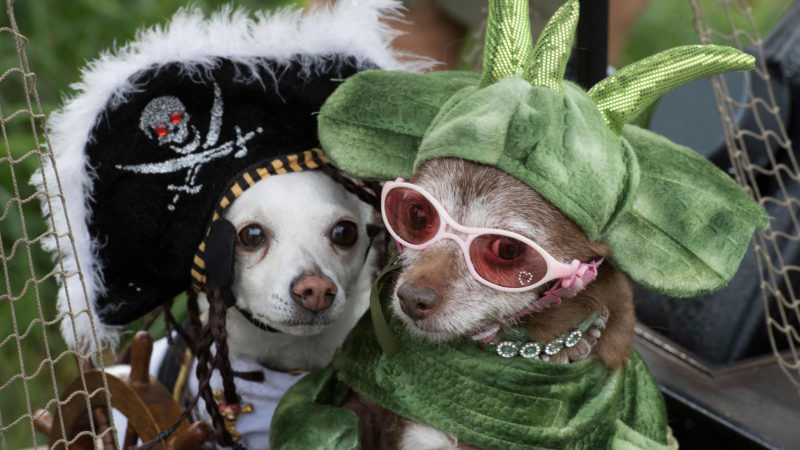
[690,0,800,392]
[1,1,115,448]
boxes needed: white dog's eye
[237,223,267,249]
[330,220,358,248]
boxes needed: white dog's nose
[292,276,337,312]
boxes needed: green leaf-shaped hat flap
[607,126,769,296]
[580,45,766,295]
[479,0,533,88]
[319,70,480,180]
[588,45,755,133]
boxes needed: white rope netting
[1,1,115,448]
[690,0,800,393]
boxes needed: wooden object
[35,331,211,449]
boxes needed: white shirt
[187,349,307,449]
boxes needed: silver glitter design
[204,83,223,148]
[139,96,192,150]
[118,82,262,211]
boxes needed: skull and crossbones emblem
[116,82,263,211]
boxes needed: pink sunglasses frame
[381,179,580,293]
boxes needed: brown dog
[343,158,636,449]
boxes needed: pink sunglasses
[382,179,580,293]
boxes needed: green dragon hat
[318,0,769,297]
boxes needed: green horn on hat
[588,45,755,134]
[478,0,533,88]
[524,0,579,92]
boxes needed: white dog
[214,170,377,370]
[147,170,378,448]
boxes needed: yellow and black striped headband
[190,148,329,291]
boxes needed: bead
[520,342,541,359]
[545,337,565,355]
[496,341,519,358]
[565,330,582,347]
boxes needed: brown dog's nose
[291,276,337,312]
[397,281,439,320]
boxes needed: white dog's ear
[205,218,237,307]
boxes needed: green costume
[273,264,671,450]
[272,0,768,448]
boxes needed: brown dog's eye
[491,236,526,260]
[238,224,266,249]
[330,221,358,248]
[407,204,428,230]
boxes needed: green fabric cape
[272,309,670,450]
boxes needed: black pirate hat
[34,1,428,349]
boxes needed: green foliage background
[0,0,790,448]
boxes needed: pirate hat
[33,1,429,350]
[318,0,768,297]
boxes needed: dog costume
[271,0,769,448]
[32,1,426,446]
[32,0,424,350]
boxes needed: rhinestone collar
[487,307,609,362]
